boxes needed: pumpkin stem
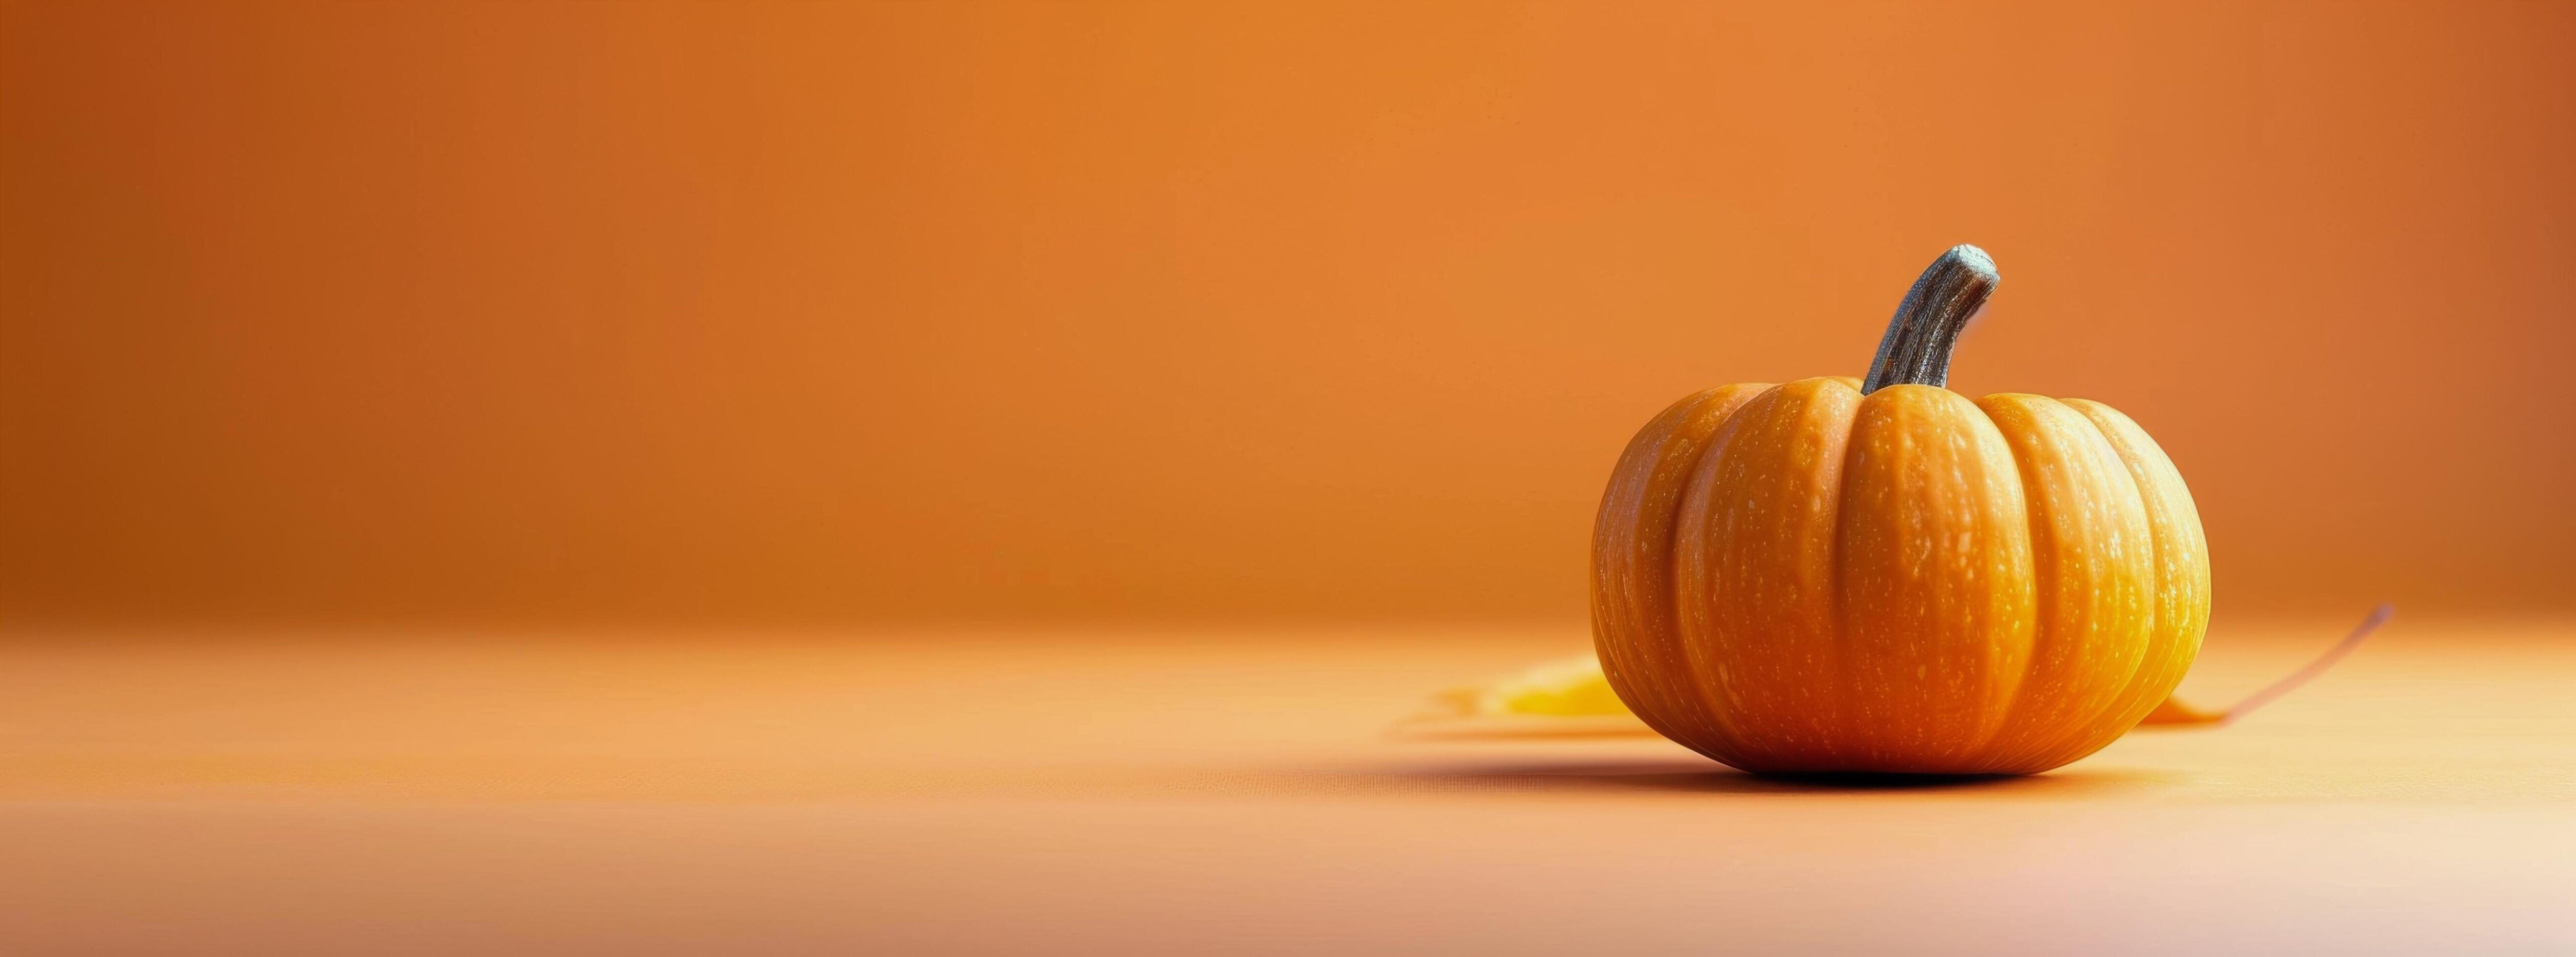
[1862,244,1999,394]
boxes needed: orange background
[7,1,2574,629]
[6,7,2575,954]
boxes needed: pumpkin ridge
[2060,398,2210,757]
[1967,393,2054,773]
[1970,393,2160,773]
[1787,378,1863,769]
[1592,385,1771,756]
[1829,381,1987,769]
[1865,387,2037,771]
[1971,394,2052,772]
[1813,377,1870,769]
[2022,398,2168,769]
[1667,383,1786,767]
[1944,385,2036,766]
[1657,387,1770,759]
[1591,388,1722,747]
[1672,379,1858,771]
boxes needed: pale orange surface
[2,619,2569,954]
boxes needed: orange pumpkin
[1591,245,2208,775]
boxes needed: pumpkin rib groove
[2063,399,2210,754]
[2022,400,2168,770]
[1671,387,1771,762]
[1589,390,1705,748]
[1670,384,1784,767]
[1972,394,2159,773]
[1592,385,1772,755]
[1974,394,2065,773]
[1665,392,1739,764]
[1940,391,2040,773]
[1590,388,1716,746]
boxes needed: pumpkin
[1591,245,2209,775]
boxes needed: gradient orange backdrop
[5,1,2572,628]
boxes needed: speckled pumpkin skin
[1591,375,2208,775]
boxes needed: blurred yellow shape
[1440,656,1631,717]
[1392,656,1655,739]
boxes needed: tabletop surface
[3,617,2571,955]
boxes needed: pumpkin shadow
[1388,759,2163,796]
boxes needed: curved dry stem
[1862,244,1999,394]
